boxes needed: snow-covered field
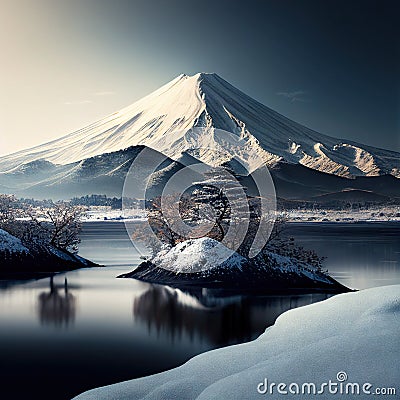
[286,206,400,223]
[82,206,146,222]
[80,206,400,223]
[74,285,399,400]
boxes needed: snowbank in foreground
[74,285,399,400]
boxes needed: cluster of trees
[0,194,84,254]
[70,194,122,209]
[17,198,55,208]
[0,247,29,264]
[278,198,399,211]
[261,219,326,272]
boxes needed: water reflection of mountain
[133,285,330,346]
[37,277,77,327]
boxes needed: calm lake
[0,221,399,399]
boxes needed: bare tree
[147,194,187,247]
[131,172,326,272]
[131,194,188,255]
[0,194,17,227]
[190,167,249,242]
[25,202,85,253]
[0,195,29,241]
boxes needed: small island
[121,169,351,294]
[120,236,349,293]
[0,195,99,280]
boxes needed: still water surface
[0,222,398,399]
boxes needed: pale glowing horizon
[1,0,399,157]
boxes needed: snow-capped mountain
[1,73,399,178]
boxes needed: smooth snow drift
[73,285,399,400]
[0,73,398,178]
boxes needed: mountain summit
[0,73,399,179]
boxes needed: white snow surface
[151,237,331,283]
[73,285,399,400]
[0,73,398,178]
[48,246,77,262]
[80,206,400,223]
[0,229,29,253]
[152,237,246,273]
[265,251,332,284]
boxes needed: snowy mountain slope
[0,73,398,179]
[0,145,197,199]
[259,162,400,199]
[1,143,398,201]
[0,147,140,197]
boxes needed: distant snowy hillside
[74,284,400,400]
[0,73,398,179]
[0,145,200,199]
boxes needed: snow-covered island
[120,237,350,293]
[121,168,351,294]
[0,196,101,279]
[0,228,99,279]
[74,284,399,400]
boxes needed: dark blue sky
[2,0,399,154]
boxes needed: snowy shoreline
[74,285,399,400]
[81,218,400,224]
[81,214,400,223]
[81,205,400,224]
[285,207,400,223]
